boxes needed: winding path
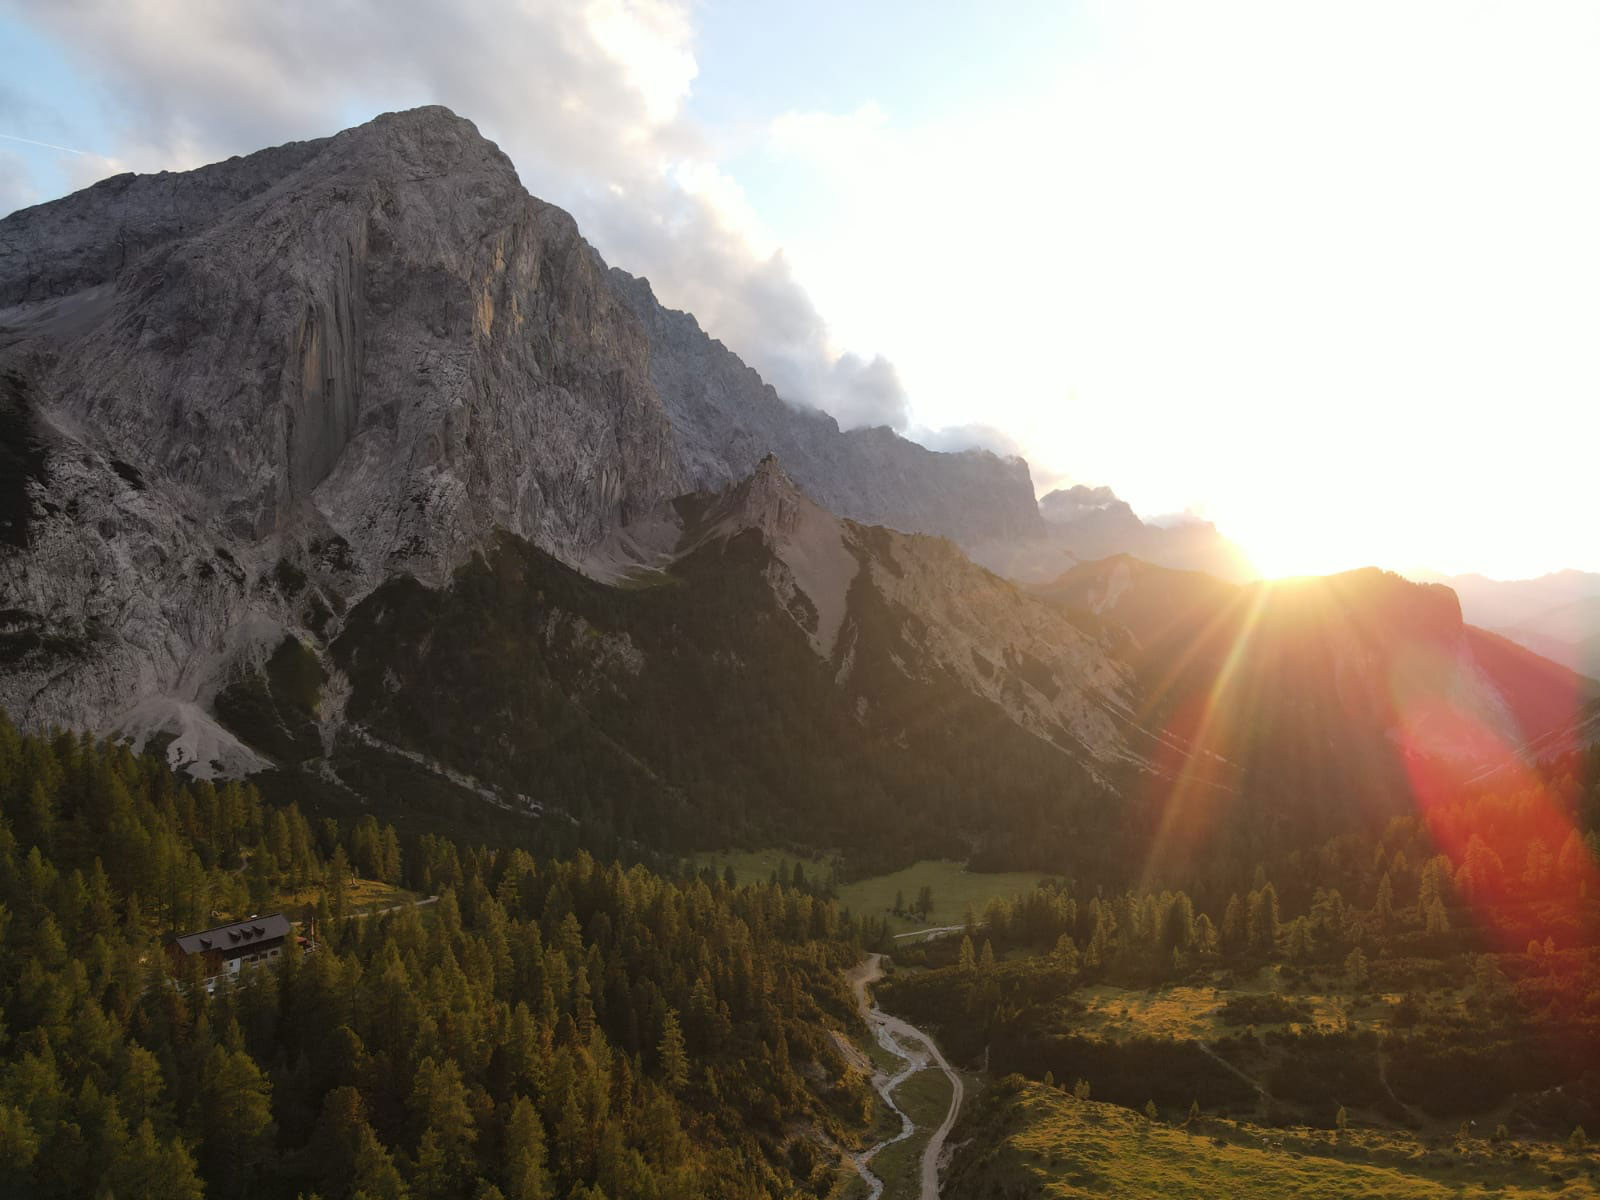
[844,954,964,1200]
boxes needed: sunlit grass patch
[265,876,416,918]
[952,1079,1600,1199]
[834,859,1052,936]
[1074,970,1391,1043]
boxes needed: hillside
[316,458,1130,875]
[0,712,881,1199]
[1501,596,1600,681]
[944,1077,1599,1199]
[1033,556,1600,886]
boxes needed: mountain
[607,269,1045,546]
[1418,568,1600,631]
[1414,569,1600,679]
[1500,595,1600,680]
[1033,555,1600,881]
[320,455,1152,873]
[968,483,1255,584]
[0,106,1042,756]
[2,104,1591,885]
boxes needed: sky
[2,0,1599,580]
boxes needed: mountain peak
[702,452,817,545]
[688,457,858,655]
[322,104,518,185]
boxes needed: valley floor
[842,955,966,1200]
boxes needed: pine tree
[1221,894,1244,951]
[957,935,977,975]
[1344,946,1368,985]
[1247,884,1279,953]
[195,1045,275,1196]
[504,1095,554,1200]
[1425,897,1450,934]
[658,1009,689,1093]
[102,1119,205,1200]
[1052,932,1080,973]
[1374,872,1394,930]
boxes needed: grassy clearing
[1071,967,1439,1043]
[265,877,417,918]
[835,859,1051,936]
[950,1079,1600,1199]
[691,847,838,890]
[692,850,1053,936]
[1075,976,1338,1042]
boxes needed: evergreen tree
[1374,872,1394,930]
[958,935,977,975]
[657,1009,689,1094]
[504,1096,554,1200]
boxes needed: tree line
[0,713,878,1199]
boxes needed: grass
[691,850,1052,937]
[1071,967,1427,1043]
[951,1080,1600,1199]
[834,859,1052,936]
[871,1067,954,1200]
[691,847,838,890]
[265,877,417,918]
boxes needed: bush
[1217,993,1313,1027]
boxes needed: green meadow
[946,1078,1600,1199]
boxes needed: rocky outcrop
[607,268,1045,546]
[969,483,1255,584]
[607,457,1147,776]
[0,107,684,741]
[0,104,1056,756]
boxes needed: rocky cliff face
[969,483,1255,584]
[0,106,1060,753]
[0,107,684,745]
[710,458,1141,766]
[326,456,1138,864]
[606,268,1044,545]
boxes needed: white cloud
[907,422,1023,458]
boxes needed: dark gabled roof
[172,913,292,956]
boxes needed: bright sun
[1224,510,1394,582]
